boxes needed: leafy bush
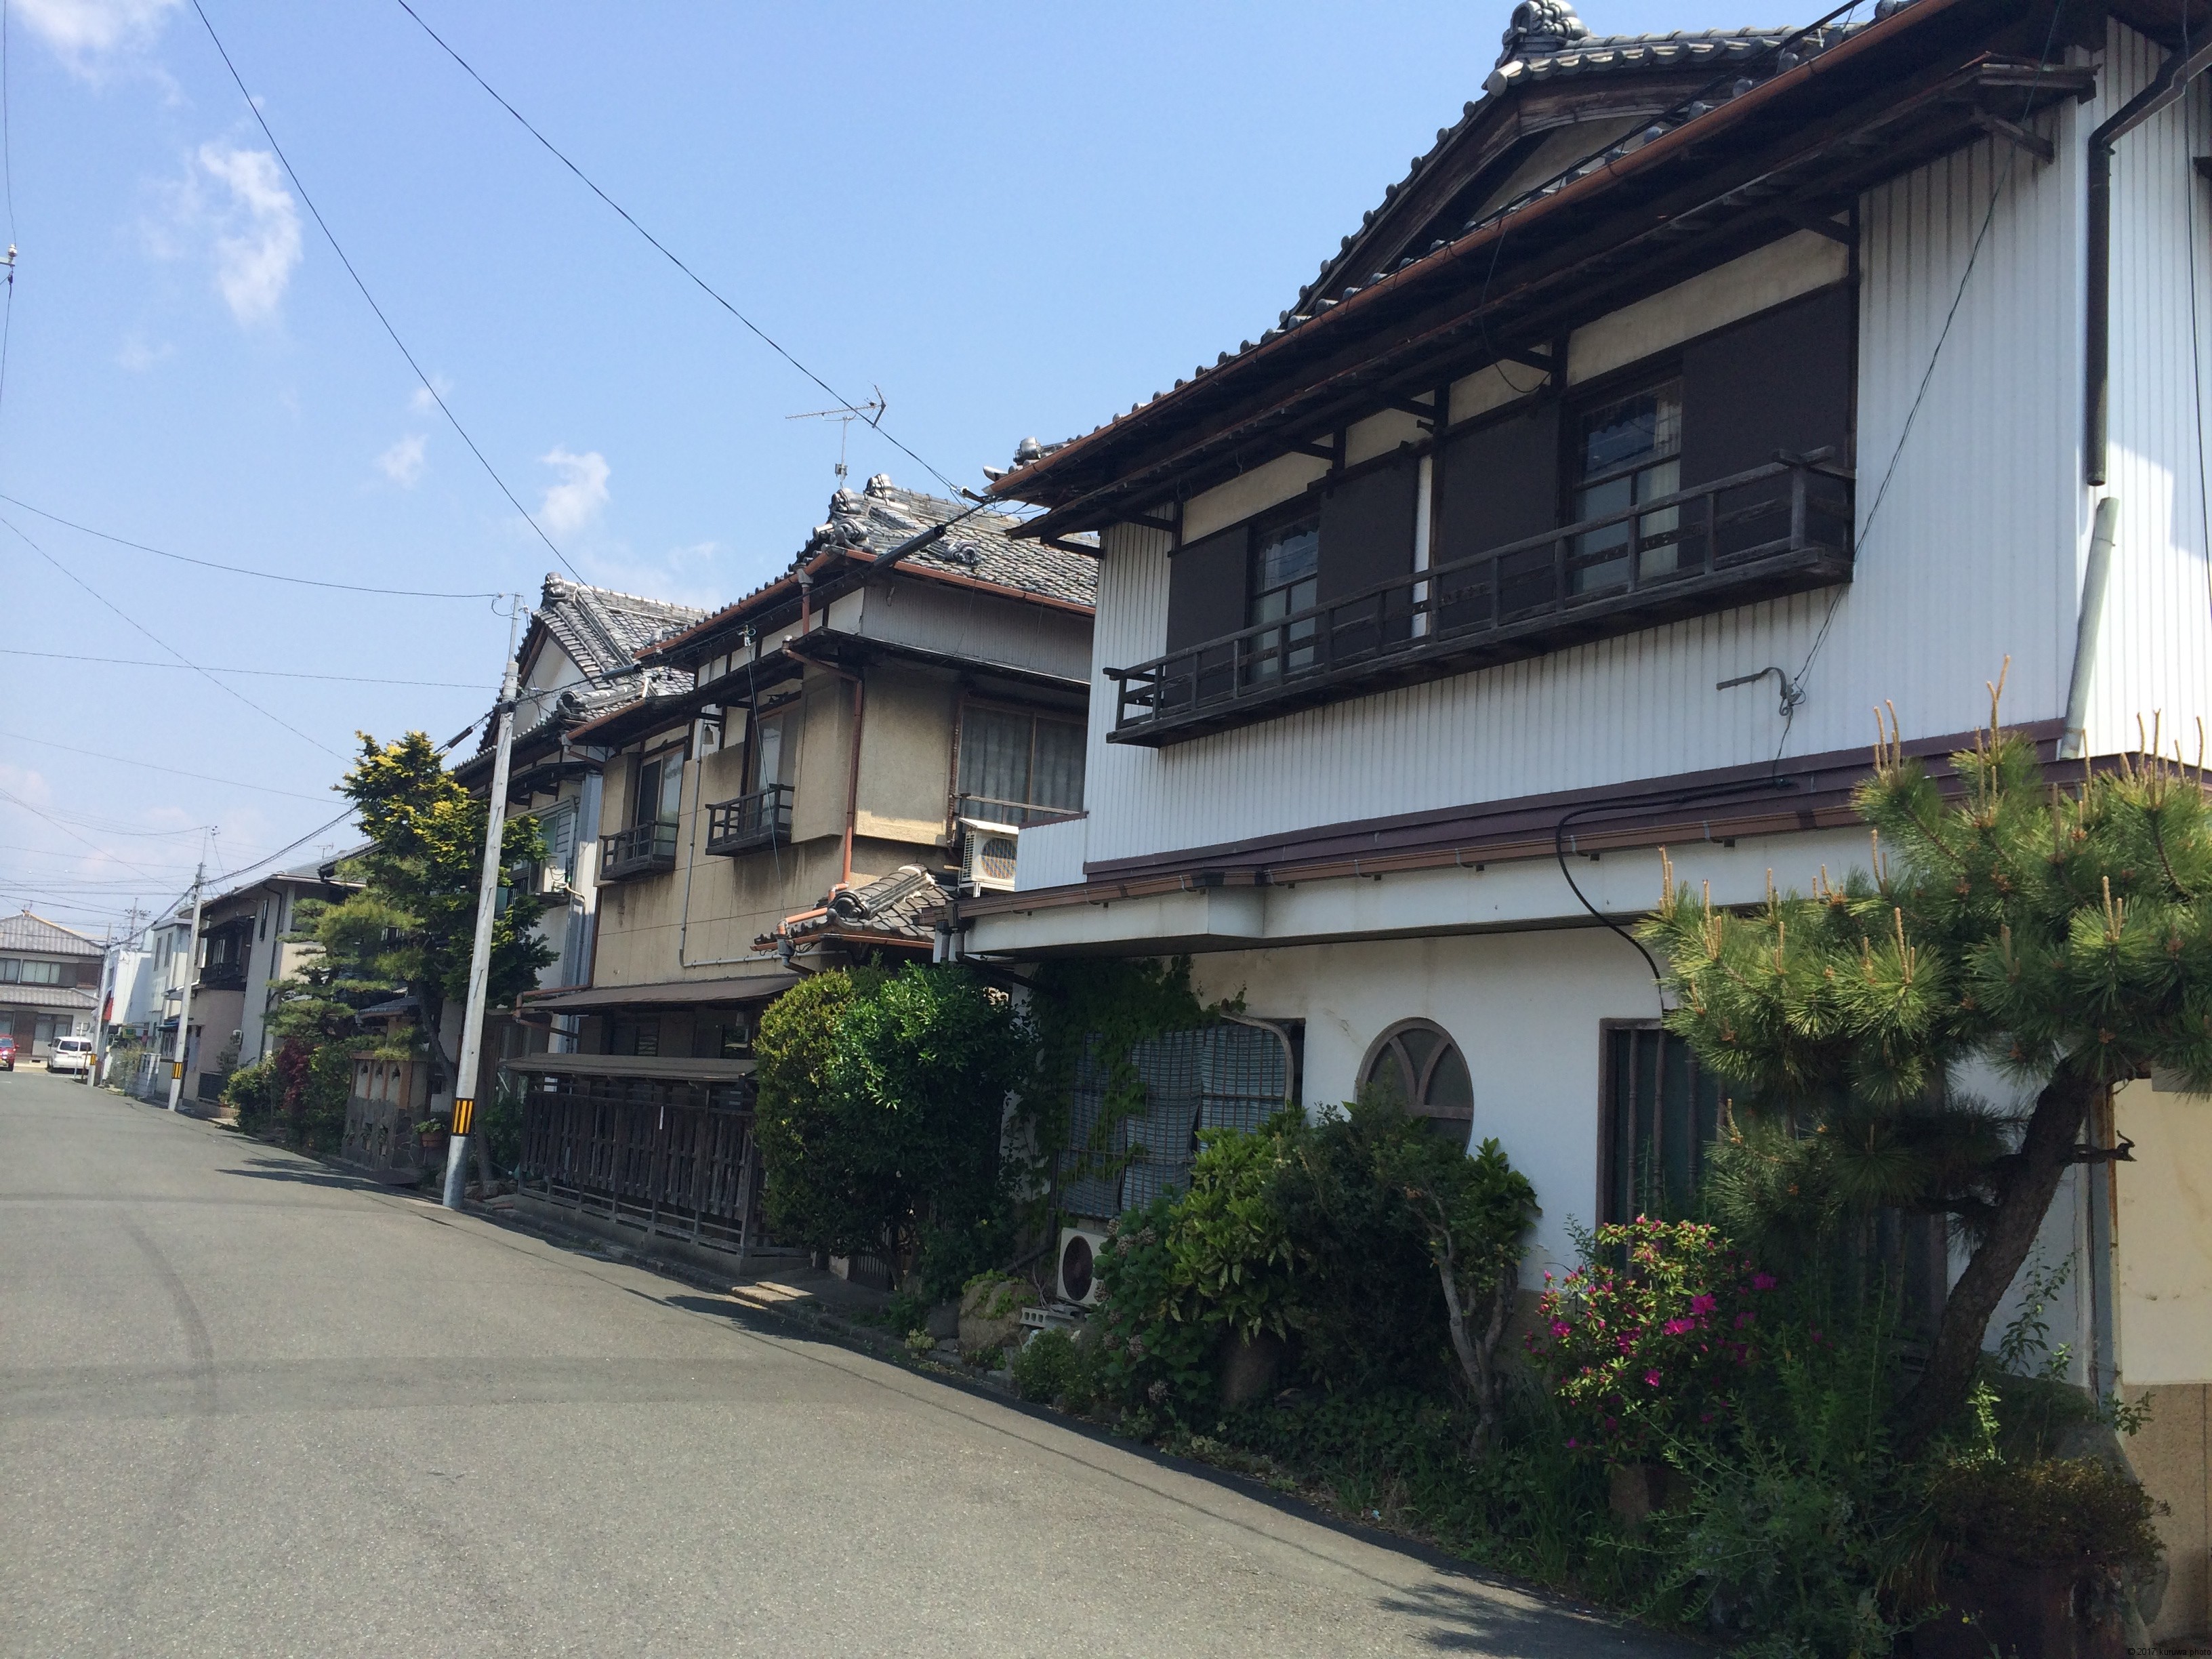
[1091,1197,1215,1425]
[221,1056,279,1137]
[1267,1094,1458,1393]
[1525,1217,1773,1464]
[1655,1308,1921,1659]
[1930,1456,2165,1573]
[1162,1122,1297,1340]
[756,966,883,1250]
[757,965,1027,1300]
[1010,1326,1094,1408]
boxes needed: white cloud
[16,0,178,72]
[117,333,173,371]
[196,142,302,326]
[0,763,54,807]
[577,540,724,609]
[409,375,452,413]
[539,446,610,535]
[377,432,427,487]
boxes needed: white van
[47,1037,93,1076]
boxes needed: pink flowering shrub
[1523,1217,1774,1463]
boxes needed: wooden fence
[516,1071,762,1257]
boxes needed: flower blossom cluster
[1523,1217,1774,1462]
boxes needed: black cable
[386,0,966,499]
[0,493,505,598]
[187,0,583,582]
[1784,0,2070,732]
[0,785,176,882]
[1,647,488,689]
[1,514,344,758]
[0,728,333,800]
[1553,776,1801,1006]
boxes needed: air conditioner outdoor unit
[537,866,573,899]
[958,817,1021,895]
[1056,1225,1109,1307]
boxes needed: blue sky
[0,0,1801,934]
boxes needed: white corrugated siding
[2087,24,2212,754]
[1080,86,2095,867]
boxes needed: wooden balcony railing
[703,783,792,856]
[1106,457,1853,747]
[600,820,678,882]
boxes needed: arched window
[1360,1021,1475,1145]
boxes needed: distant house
[0,911,101,1061]
[500,473,1094,1260]
[445,573,706,1086]
[176,861,356,1112]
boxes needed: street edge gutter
[469,1179,1692,1650]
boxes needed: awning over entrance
[499,1052,755,1083]
[524,973,798,1012]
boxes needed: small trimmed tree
[1640,689,2212,1446]
[327,732,552,1088]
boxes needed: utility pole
[444,603,523,1210]
[167,859,205,1112]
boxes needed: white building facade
[966,2,2212,1633]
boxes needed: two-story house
[449,573,707,1050]
[503,473,1094,1261]
[0,910,101,1063]
[961,0,2211,1634]
[173,860,356,1111]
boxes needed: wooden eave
[1314,66,1777,314]
[996,0,2093,538]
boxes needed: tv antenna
[786,386,886,483]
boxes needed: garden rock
[958,1276,1038,1358]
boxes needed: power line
[2,647,490,689]
[0,729,335,800]
[205,804,360,890]
[0,785,176,882]
[187,0,583,582]
[0,493,506,598]
[1,513,344,758]
[387,0,967,499]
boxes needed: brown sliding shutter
[1678,284,1854,485]
[1433,401,1560,565]
[1164,524,1248,651]
[1315,459,1418,601]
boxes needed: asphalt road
[0,1068,1676,1658]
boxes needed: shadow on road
[216,1155,394,1195]
[1376,1579,1676,1655]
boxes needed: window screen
[957,705,1085,826]
[1601,1024,1723,1223]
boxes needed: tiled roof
[655,475,1097,661]
[0,983,96,1012]
[990,0,1874,491]
[0,911,100,956]
[491,575,708,756]
[758,864,946,954]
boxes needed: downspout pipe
[2087,36,2212,485]
[2060,494,2121,760]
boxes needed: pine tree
[1639,678,2212,1448]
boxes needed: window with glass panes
[1601,1023,1723,1223]
[1571,381,1683,594]
[1245,514,1320,680]
[956,705,1085,826]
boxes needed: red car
[0,1035,15,1071]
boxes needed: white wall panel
[1080,96,2093,869]
[2087,24,2212,754]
